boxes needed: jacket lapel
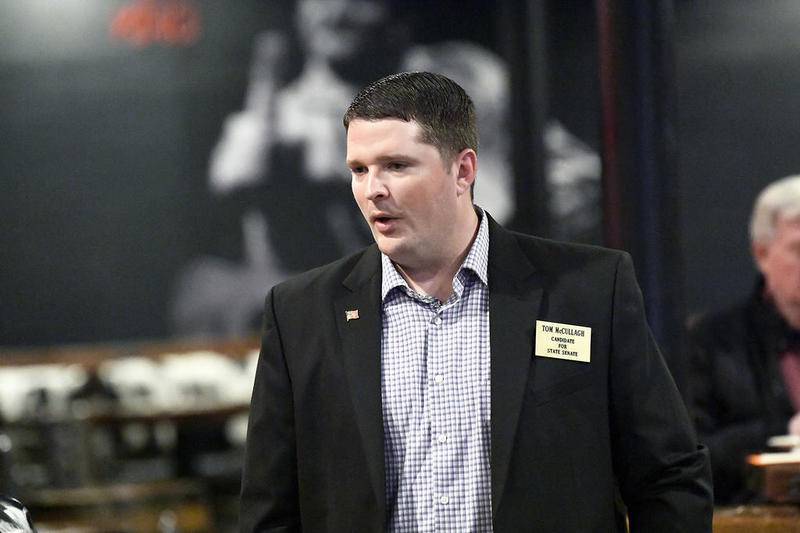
[334,246,386,516]
[487,218,543,516]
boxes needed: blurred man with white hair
[688,174,800,503]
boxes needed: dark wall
[13,1,747,351]
[1,1,283,345]
[676,0,800,318]
[2,0,545,348]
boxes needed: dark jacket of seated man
[688,278,795,504]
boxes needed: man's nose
[365,172,389,201]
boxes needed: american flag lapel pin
[346,309,360,322]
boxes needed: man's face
[347,119,464,270]
[297,0,387,61]
[755,216,800,329]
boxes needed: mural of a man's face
[296,0,388,61]
[295,0,406,85]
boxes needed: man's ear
[752,241,769,274]
[453,149,477,197]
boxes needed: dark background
[3,0,599,347]
[2,0,794,348]
[1,1,285,345]
[675,0,800,318]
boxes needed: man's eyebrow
[346,154,418,167]
[377,154,417,163]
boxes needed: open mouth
[372,214,398,232]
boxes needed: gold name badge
[534,320,592,363]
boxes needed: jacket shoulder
[269,245,377,305]
[504,229,627,275]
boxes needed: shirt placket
[427,290,462,531]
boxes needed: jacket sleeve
[685,320,779,503]
[240,287,301,533]
[608,253,714,532]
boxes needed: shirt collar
[381,206,490,301]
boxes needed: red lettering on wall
[110,0,201,48]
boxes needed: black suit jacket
[686,281,794,503]
[241,218,712,532]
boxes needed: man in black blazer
[687,175,800,503]
[241,72,712,532]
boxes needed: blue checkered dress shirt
[380,209,492,532]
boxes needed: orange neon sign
[110,0,201,48]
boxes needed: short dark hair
[343,71,478,165]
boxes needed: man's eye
[388,162,407,171]
[351,166,367,175]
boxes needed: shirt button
[437,433,448,443]
[439,495,450,505]
[432,315,442,325]
[434,374,444,384]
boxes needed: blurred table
[0,336,259,368]
[26,478,213,533]
[714,505,800,532]
[0,337,257,532]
